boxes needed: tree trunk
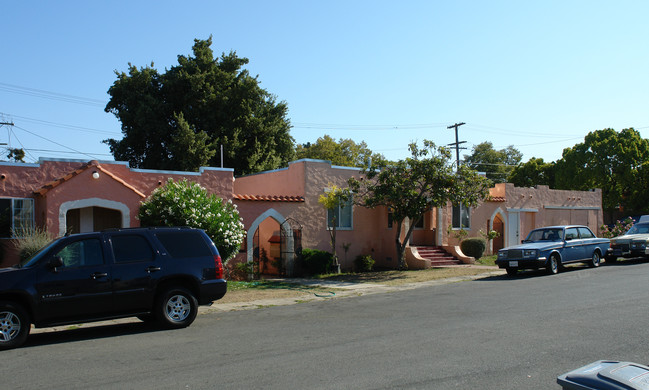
[330,222,340,273]
[394,222,408,270]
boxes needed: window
[452,204,470,229]
[56,239,104,267]
[0,198,34,238]
[577,227,595,239]
[111,235,154,263]
[155,231,212,258]
[565,228,579,240]
[327,196,353,229]
[413,215,425,229]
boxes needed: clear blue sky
[1,1,648,167]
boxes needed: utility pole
[447,122,466,171]
[0,121,14,147]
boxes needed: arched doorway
[247,209,301,277]
[492,214,505,253]
[66,206,122,234]
[59,198,130,235]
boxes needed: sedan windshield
[626,223,649,235]
[524,228,564,242]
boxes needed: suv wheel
[0,301,30,350]
[155,288,198,329]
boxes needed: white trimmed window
[0,198,35,238]
[452,204,470,229]
[327,196,353,230]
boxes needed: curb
[31,269,504,334]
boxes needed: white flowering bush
[138,179,246,262]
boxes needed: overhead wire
[0,82,106,107]
[13,125,101,160]
[0,113,120,136]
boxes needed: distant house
[0,158,604,273]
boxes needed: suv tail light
[214,255,224,279]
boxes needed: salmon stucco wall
[444,183,604,252]
[234,160,399,271]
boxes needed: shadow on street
[24,321,166,349]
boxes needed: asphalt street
[3,261,649,389]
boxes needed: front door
[108,232,158,313]
[35,237,112,323]
[507,212,520,247]
[563,227,585,261]
[493,216,504,252]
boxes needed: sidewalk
[201,268,504,313]
[31,268,504,334]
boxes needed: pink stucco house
[0,157,604,273]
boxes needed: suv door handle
[146,266,161,273]
[91,272,108,280]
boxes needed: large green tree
[295,135,387,167]
[104,37,295,175]
[553,128,649,217]
[463,142,522,183]
[508,157,556,187]
[349,141,491,270]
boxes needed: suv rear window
[155,231,213,258]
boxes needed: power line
[0,82,106,107]
[292,122,448,131]
[13,125,101,160]
[0,112,120,136]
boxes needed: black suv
[0,227,227,350]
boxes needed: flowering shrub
[138,179,246,262]
[600,217,635,238]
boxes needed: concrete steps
[414,246,462,266]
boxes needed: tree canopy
[508,128,649,220]
[507,157,555,187]
[553,128,649,216]
[295,135,387,168]
[349,140,491,270]
[463,142,522,183]
[104,37,295,175]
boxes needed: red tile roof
[233,194,305,202]
[489,196,506,202]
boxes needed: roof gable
[34,160,146,198]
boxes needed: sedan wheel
[546,255,559,275]
[589,251,601,268]
[0,302,30,350]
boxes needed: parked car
[496,225,610,276]
[606,216,649,262]
[0,227,227,350]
